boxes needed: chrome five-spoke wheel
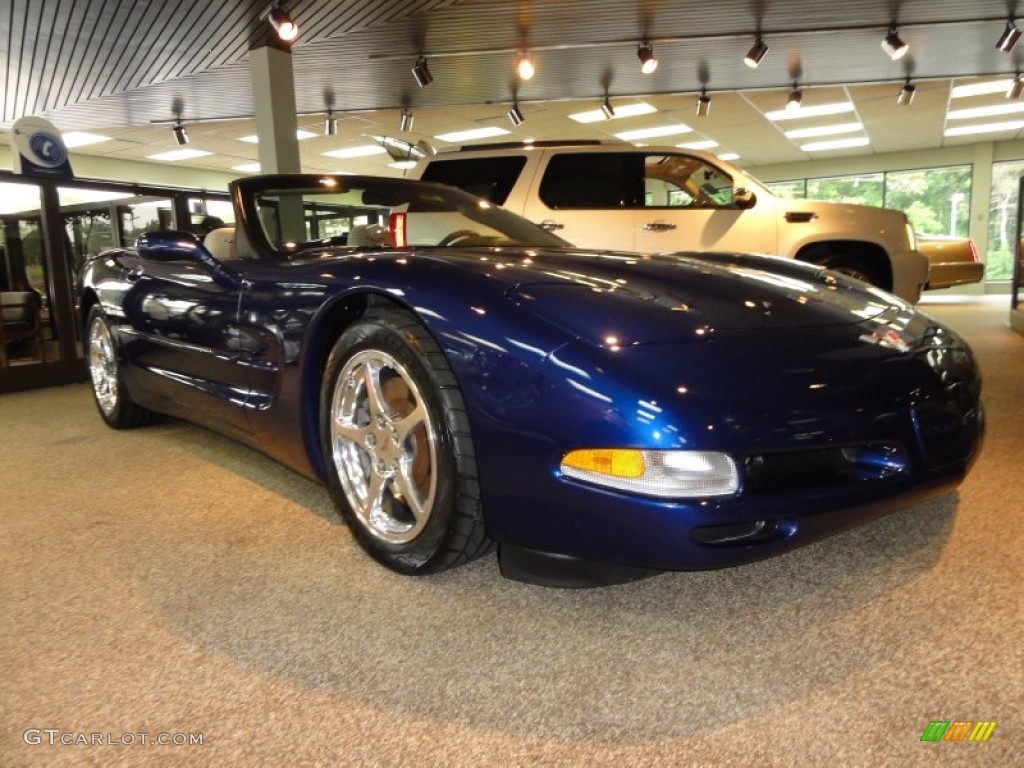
[330,348,437,544]
[320,310,493,574]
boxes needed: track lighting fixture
[324,110,338,136]
[1008,75,1024,100]
[638,43,658,74]
[744,36,769,68]
[399,109,414,132]
[881,27,908,60]
[268,5,298,42]
[412,56,433,87]
[787,84,802,112]
[507,102,525,126]
[997,20,1022,52]
[696,89,711,117]
[171,120,189,145]
[516,53,535,80]
[601,97,615,119]
[897,78,916,106]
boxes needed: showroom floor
[1,297,1021,767]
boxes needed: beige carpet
[1,298,1021,767]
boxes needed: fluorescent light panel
[800,137,870,152]
[569,102,657,123]
[944,120,1024,137]
[717,152,741,161]
[232,163,261,172]
[146,149,213,161]
[677,140,719,150]
[764,102,855,121]
[433,126,510,142]
[239,129,317,143]
[950,80,1015,98]
[615,123,693,141]
[322,145,387,158]
[784,122,863,139]
[61,131,112,148]
[946,102,1024,120]
[389,160,418,169]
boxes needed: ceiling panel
[3,0,1024,178]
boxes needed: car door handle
[125,267,144,282]
[643,220,677,232]
[539,219,564,231]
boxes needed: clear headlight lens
[560,448,740,498]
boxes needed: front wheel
[85,306,162,429]
[320,310,493,574]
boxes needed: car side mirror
[137,230,211,263]
[136,230,240,288]
[734,187,757,209]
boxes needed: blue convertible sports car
[78,175,983,586]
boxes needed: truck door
[634,153,778,256]
[521,151,643,251]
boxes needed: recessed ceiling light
[238,129,317,143]
[322,145,388,158]
[433,126,510,142]
[950,79,1015,98]
[764,102,855,121]
[944,120,1024,137]
[946,102,1024,120]
[784,122,863,139]
[232,163,261,172]
[146,149,213,161]
[677,140,719,150]
[800,137,870,152]
[61,131,112,148]
[717,152,741,161]
[569,102,657,123]
[614,124,693,141]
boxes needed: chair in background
[0,291,47,366]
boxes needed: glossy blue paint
[77,174,983,574]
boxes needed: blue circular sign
[29,131,68,167]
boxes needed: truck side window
[644,154,735,208]
[420,157,527,205]
[539,153,643,209]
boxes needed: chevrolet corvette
[77,174,983,586]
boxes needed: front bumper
[471,317,983,577]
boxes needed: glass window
[420,156,528,205]
[538,153,639,208]
[987,160,1024,281]
[884,167,971,237]
[807,174,884,207]
[765,180,807,199]
[643,154,735,208]
[188,197,235,236]
[1,182,51,367]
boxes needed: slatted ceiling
[5,0,1024,175]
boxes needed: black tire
[320,309,493,574]
[819,254,884,288]
[438,229,483,246]
[85,305,162,429]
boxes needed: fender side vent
[785,211,818,223]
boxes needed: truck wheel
[819,255,883,288]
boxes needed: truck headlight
[560,448,739,498]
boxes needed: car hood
[492,248,911,346]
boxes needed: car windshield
[239,175,570,255]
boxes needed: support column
[249,45,301,174]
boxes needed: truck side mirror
[734,188,757,209]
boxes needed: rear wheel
[321,310,492,574]
[85,305,161,429]
[818,254,884,288]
